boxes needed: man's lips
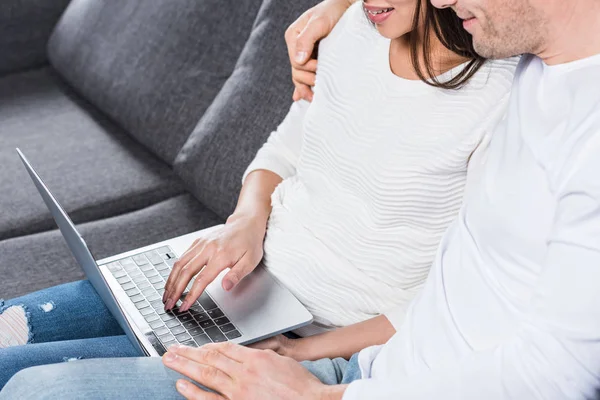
[462,17,477,31]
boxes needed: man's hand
[162,343,348,400]
[286,0,355,102]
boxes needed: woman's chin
[376,26,407,40]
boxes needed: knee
[1,367,41,399]
[1,365,71,399]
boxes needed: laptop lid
[16,148,145,355]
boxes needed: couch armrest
[0,0,71,76]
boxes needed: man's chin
[473,39,514,60]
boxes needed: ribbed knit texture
[244,3,519,335]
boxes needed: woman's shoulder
[318,2,383,56]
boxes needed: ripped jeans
[0,280,141,388]
[0,281,363,395]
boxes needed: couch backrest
[174,0,320,219]
[47,0,263,165]
[0,0,71,76]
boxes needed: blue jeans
[0,280,361,397]
[0,281,142,388]
[0,354,361,399]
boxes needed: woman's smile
[363,3,396,24]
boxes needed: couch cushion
[0,0,70,76]
[0,194,223,299]
[47,0,263,165]
[174,0,321,219]
[0,68,185,240]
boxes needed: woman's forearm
[291,315,396,361]
[229,169,282,226]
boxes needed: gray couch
[0,0,319,299]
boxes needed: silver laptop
[17,148,312,356]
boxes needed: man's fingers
[292,69,317,87]
[203,342,255,364]
[175,379,224,400]
[295,84,314,102]
[172,344,242,377]
[294,59,318,73]
[292,15,329,66]
[163,352,233,397]
[179,254,236,311]
[285,10,312,65]
[165,251,210,310]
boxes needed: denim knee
[0,366,52,399]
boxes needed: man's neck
[538,0,600,65]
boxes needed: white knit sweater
[244,3,518,335]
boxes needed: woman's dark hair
[366,1,486,89]
[412,1,486,89]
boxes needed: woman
[0,0,517,390]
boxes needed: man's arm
[343,134,600,399]
[286,0,358,102]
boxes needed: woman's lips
[364,5,395,24]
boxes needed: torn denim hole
[63,357,82,362]
[39,301,55,313]
[0,303,33,348]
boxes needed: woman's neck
[389,28,469,81]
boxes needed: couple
[2,0,600,398]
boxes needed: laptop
[16,148,313,356]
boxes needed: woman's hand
[162,343,348,400]
[248,334,300,360]
[163,213,267,312]
[286,0,355,102]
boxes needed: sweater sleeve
[344,131,600,400]
[242,99,310,183]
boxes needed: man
[2,0,600,398]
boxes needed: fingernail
[223,280,233,291]
[165,298,175,310]
[164,352,177,362]
[179,301,189,312]
[176,380,188,392]
[295,51,307,63]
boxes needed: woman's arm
[165,101,311,310]
[252,315,396,361]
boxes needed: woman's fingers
[179,252,237,311]
[164,239,204,302]
[247,336,279,351]
[221,253,260,292]
[165,250,212,310]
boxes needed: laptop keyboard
[105,246,241,355]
